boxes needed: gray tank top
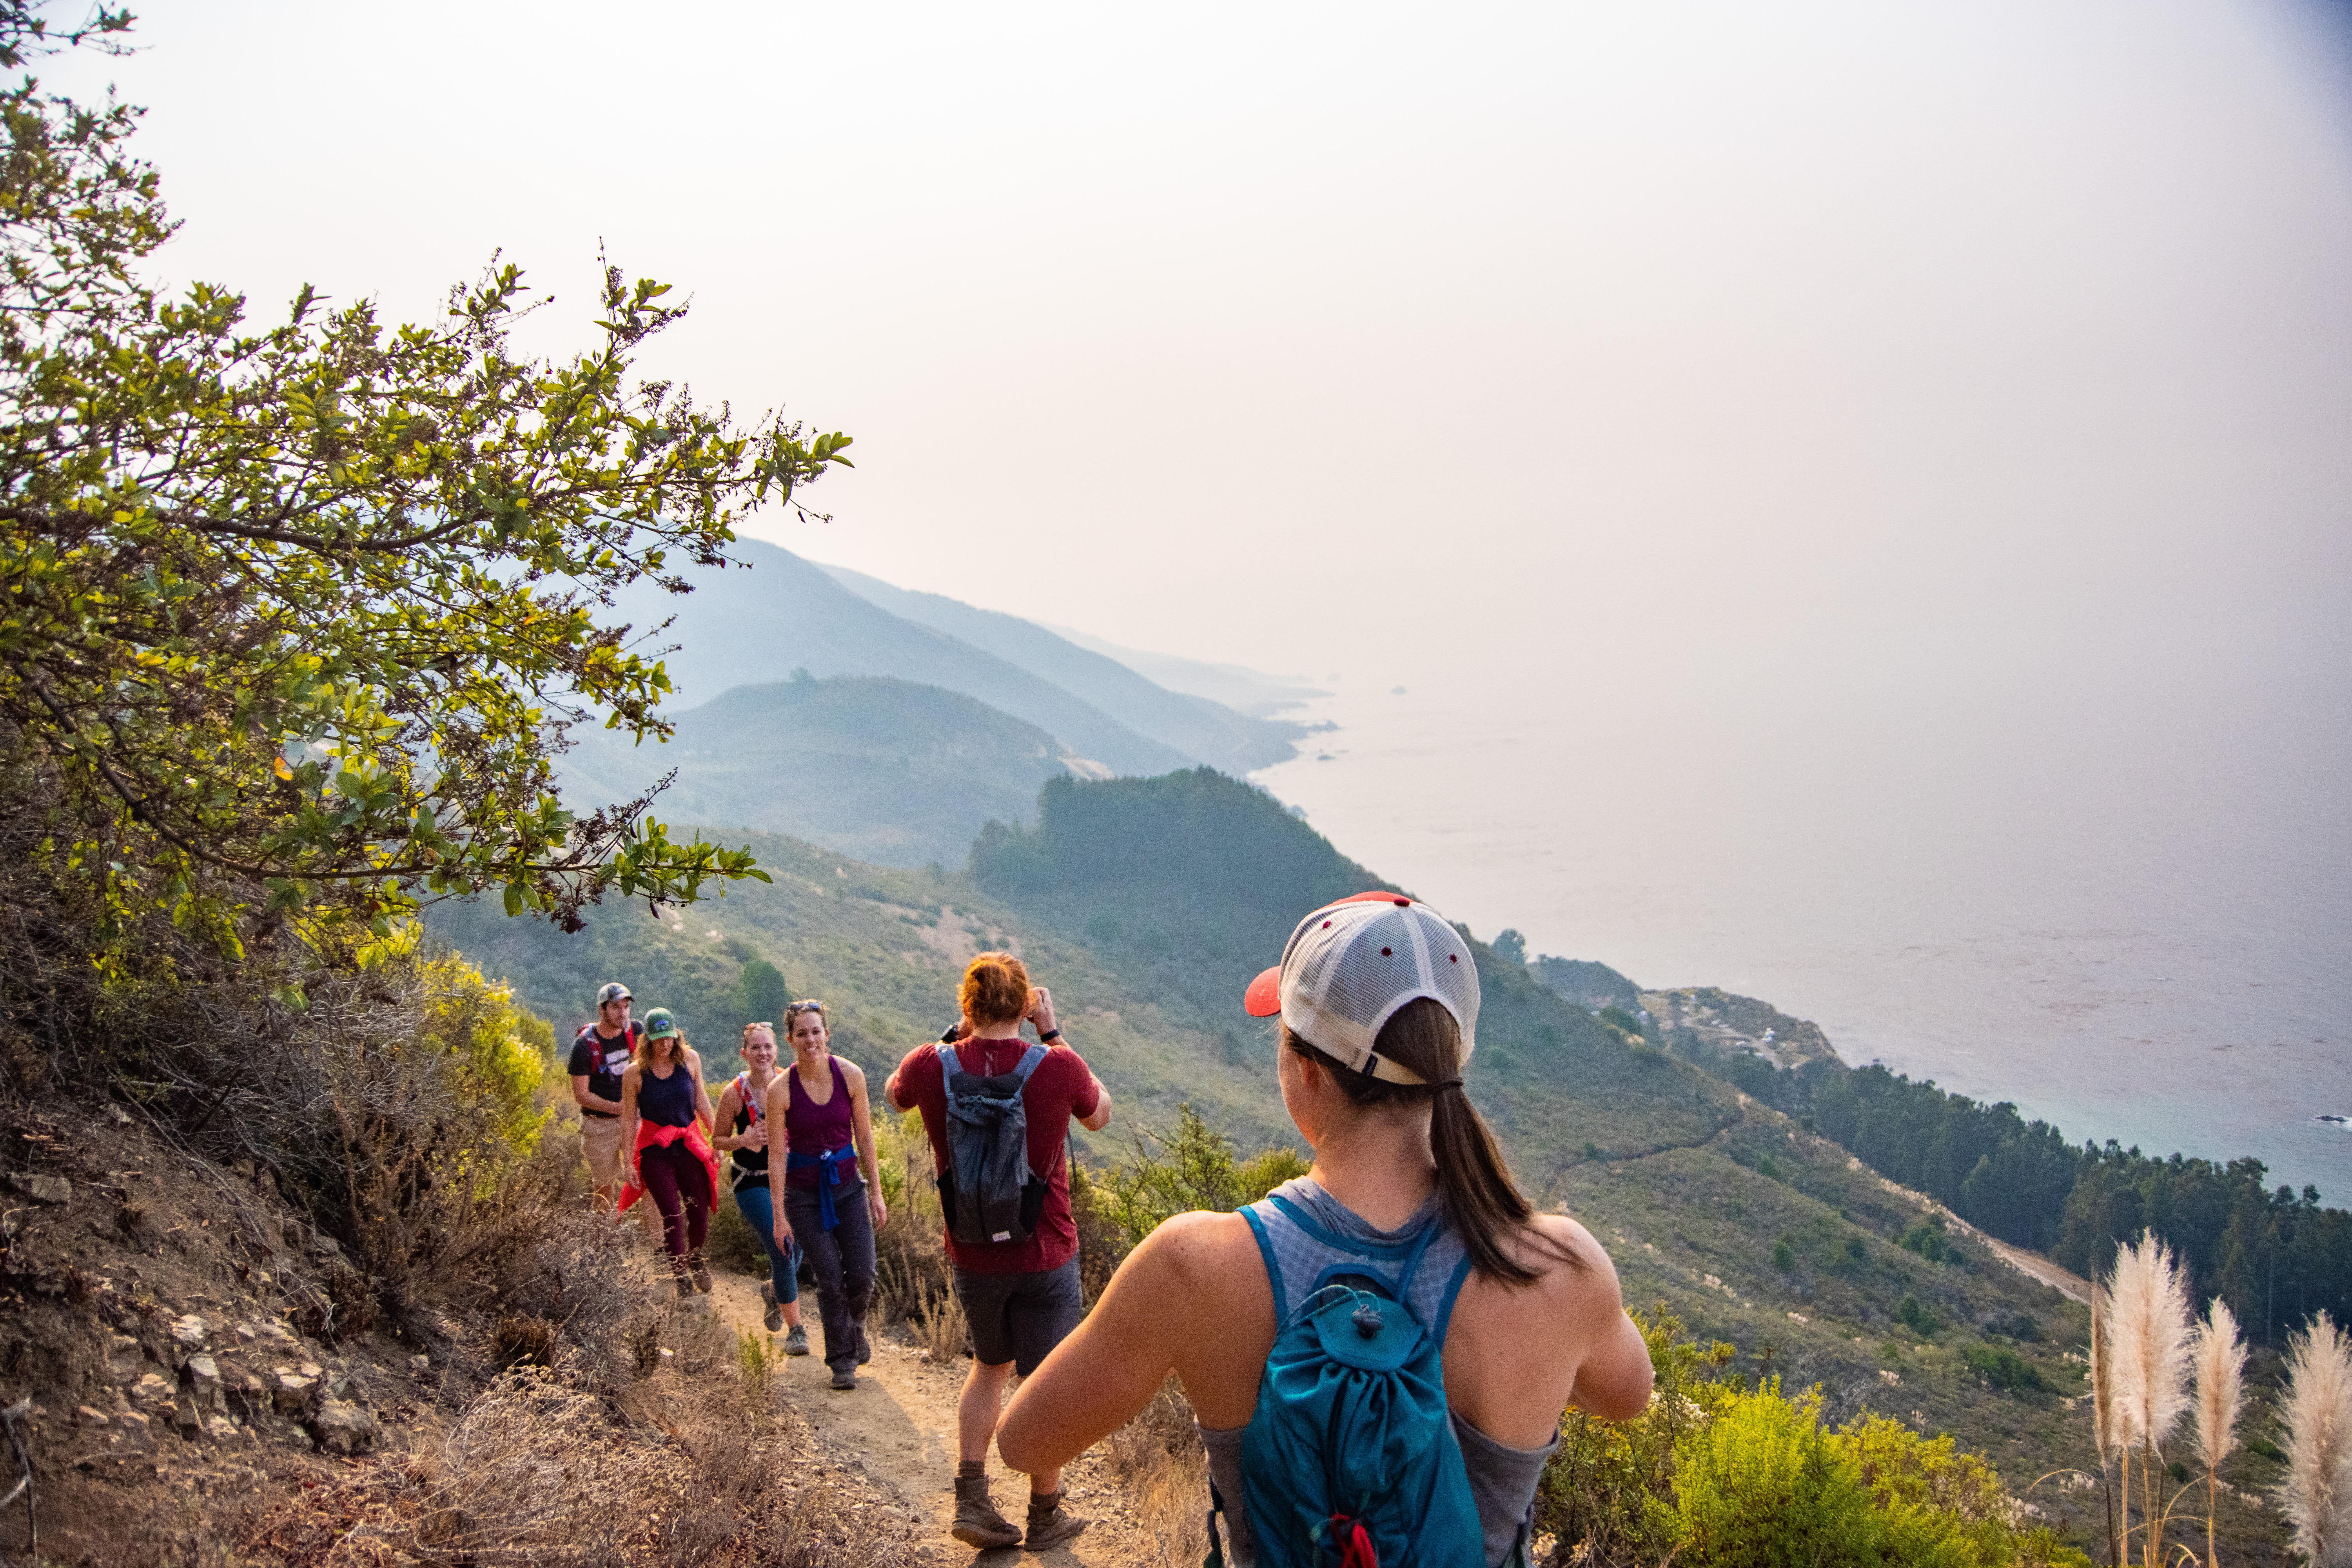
[1200,1178,1557,1568]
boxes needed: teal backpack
[1207,1181,1487,1568]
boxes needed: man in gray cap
[568,982,646,1215]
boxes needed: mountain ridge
[606,539,1194,777]
[814,562,1307,771]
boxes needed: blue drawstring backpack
[1208,1184,1486,1568]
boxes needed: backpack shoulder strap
[1238,1204,1289,1322]
[1432,1252,1476,1345]
[1009,1042,1049,1088]
[1252,1185,1472,1334]
[937,1042,961,1079]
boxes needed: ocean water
[1250,674,2352,1201]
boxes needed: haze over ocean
[1252,669,2352,1202]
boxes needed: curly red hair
[959,951,1032,1028]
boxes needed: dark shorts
[952,1256,1083,1375]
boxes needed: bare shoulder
[1461,1212,1626,1330]
[1119,1211,1258,1300]
[838,1057,869,1090]
[1521,1212,1624,1303]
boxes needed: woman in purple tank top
[764,1000,888,1389]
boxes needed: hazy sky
[57,0,2352,706]
[56,2,2352,1179]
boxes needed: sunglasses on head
[785,1000,825,1017]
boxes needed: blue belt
[785,1146,858,1230]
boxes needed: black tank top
[729,1072,771,1186]
[639,1061,695,1127]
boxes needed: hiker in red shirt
[886,951,1113,1552]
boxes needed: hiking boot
[829,1367,857,1391]
[760,1280,784,1332]
[673,1272,695,1300]
[688,1253,714,1294]
[855,1323,872,1365]
[951,1472,1023,1550]
[1024,1489,1088,1552]
[781,1324,809,1357]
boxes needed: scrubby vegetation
[1083,1107,2095,1568]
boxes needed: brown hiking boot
[1023,1489,1087,1551]
[688,1253,713,1294]
[951,1470,1022,1550]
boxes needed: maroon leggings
[638,1141,712,1265]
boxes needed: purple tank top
[784,1057,853,1189]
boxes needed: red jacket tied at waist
[617,1120,719,1213]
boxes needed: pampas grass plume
[2107,1231,2195,1451]
[2280,1310,2352,1568]
[2192,1298,2245,1472]
[2094,1279,2118,1462]
[2193,1298,2245,1568]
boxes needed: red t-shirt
[893,1037,1100,1275]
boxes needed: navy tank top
[638,1060,696,1127]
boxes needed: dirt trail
[701,1272,1164,1566]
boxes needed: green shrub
[1773,1240,1797,1270]
[736,957,789,1028]
[1960,1343,2046,1393]
[1537,1305,1735,1568]
[1098,1103,1305,1250]
[1898,1294,1940,1334]
[1671,1386,1886,1568]
[1537,1310,2083,1568]
[1902,1215,1962,1265]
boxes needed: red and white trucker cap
[1242,892,1479,1086]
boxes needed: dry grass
[1105,1376,1211,1566]
[316,1304,799,1568]
[759,1483,913,1568]
[905,1272,970,1364]
[328,1366,637,1567]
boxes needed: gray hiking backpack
[936,1042,1051,1246]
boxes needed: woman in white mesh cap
[998,892,1653,1568]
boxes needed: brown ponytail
[1285,998,1583,1287]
